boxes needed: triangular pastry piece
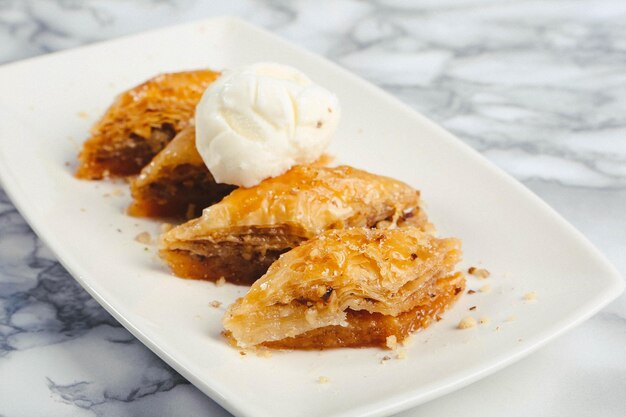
[128,125,235,218]
[223,227,464,349]
[160,165,433,285]
[76,69,220,179]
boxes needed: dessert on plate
[223,227,464,349]
[76,69,219,179]
[128,125,235,219]
[159,164,432,285]
[75,61,466,350]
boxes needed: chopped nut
[468,267,490,279]
[479,316,490,325]
[396,350,407,360]
[318,376,330,384]
[467,289,476,295]
[216,277,226,287]
[479,284,492,293]
[523,291,537,301]
[134,231,152,244]
[458,316,477,329]
[209,300,222,308]
[385,335,398,350]
[185,204,196,220]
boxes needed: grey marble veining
[0,0,625,416]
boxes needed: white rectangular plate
[0,17,623,417]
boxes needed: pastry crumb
[468,267,490,279]
[161,223,173,233]
[467,289,476,294]
[380,355,391,364]
[239,351,247,356]
[385,335,398,350]
[255,349,272,358]
[318,376,330,384]
[458,316,477,329]
[479,316,490,325]
[209,300,222,308]
[469,306,477,311]
[77,111,89,119]
[111,188,124,197]
[479,284,492,293]
[216,276,226,287]
[396,350,407,360]
[494,326,501,332]
[523,291,537,301]
[134,231,152,244]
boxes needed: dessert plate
[0,17,622,417]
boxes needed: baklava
[160,165,432,285]
[128,125,235,218]
[76,70,219,179]
[223,227,464,349]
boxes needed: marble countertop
[1,0,625,416]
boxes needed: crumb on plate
[209,300,222,308]
[468,267,490,279]
[216,276,226,287]
[458,316,477,329]
[523,291,537,301]
[480,284,492,293]
[318,376,330,384]
[134,231,152,244]
[479,316,490,325]
[385,335,398,350]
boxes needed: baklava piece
[223,227,464,349]
[76,70,220,179]
[128,125,235,218]
[160,165,432,285]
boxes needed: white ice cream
[195,62,340,188]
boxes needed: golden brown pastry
[160,165,432,285]
[223,227,464,349]
[128,125,235,219]
[76,70,220,179]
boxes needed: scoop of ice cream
[195,62,340,188]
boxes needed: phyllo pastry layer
[128,125,235,219]
[76,70,220,179]
[223,227,464,349]
[160,165,432,284]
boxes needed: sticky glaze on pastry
[223,227,464,349]
[159,165,432,285]
[76,70,219,179]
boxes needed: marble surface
[1,0,625,416]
